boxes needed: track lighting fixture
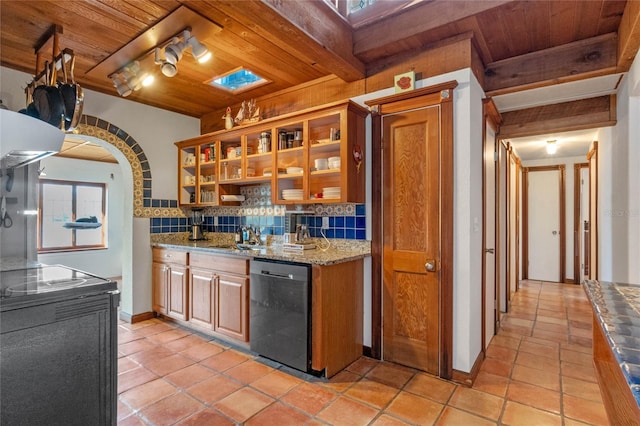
[110,61,154,97]
[110,27,210,96]
[154,29,211,77]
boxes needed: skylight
[207,68,269,93]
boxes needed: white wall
[597,47,640,283]
[522,155,589,281]
[37,157,124,278]
[1,66,200,316]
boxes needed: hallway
[117,280,608,425]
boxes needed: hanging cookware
[58,51,83,131]
[18,82,40,119]
[32,60,65,128]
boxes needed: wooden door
[382,105,440,374]
[190,267,215,328]
[152,262,167,314]
[215,273,249,341]
[168,265,188,321]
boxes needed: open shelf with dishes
[175,100,367,206]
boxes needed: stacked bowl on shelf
[323,187,341,199]
[282,189,304,200]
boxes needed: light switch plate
[322,216,329,229]
[214,216,218,226]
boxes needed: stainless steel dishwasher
[250,259,312,373]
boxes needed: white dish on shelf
[286,167,303,174]
[323,187,341,192]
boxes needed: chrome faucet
[244,226,261,245]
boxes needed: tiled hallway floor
[117,280,609,425]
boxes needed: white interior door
[484,124,497,347]
[528,170,561,282]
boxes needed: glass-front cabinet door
[175,100,368,207]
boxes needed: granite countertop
[582,280,640,406]
[151,233,371,266]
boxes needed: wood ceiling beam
[617,0,640,71]
[352,0,513,58]
[232,0,366,82]
[484,33,618,96]
[499,95,616,139]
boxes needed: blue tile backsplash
[148,183,367,239]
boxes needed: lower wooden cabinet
[215,273,249,341]
[189,267,215,328]
[184,252,250,342]
[152,248,189,321]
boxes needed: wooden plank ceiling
[1,0,632,118]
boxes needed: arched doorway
[70,114,178,319]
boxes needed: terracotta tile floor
[117,280,609,425]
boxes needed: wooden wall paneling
[201,36,477,133]
[499,95,617,139]
[258,0,365,81]
[484,33,618,95]
[352,0,511,62]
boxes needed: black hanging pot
[32,61,65,128]
[58,52,84,131]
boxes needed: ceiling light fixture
[110,27,210,96]
[546,140,557,155]
[110,61,154,97]
[154,29,211,78]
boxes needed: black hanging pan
[32,60,65,128]
[58,51,83,131]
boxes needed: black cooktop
[1,265,116,300]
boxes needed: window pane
[76,186,104,246]
[41,184,73,248]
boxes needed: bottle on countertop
[235,227,242,243]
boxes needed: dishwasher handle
[258,270,294,280]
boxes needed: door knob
[552,230,558,235]
[425,261,436,272]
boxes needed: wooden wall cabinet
[175,100,368,207]
[152,248,189,321]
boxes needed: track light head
[188,36,211,63]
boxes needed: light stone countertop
[150,233,371,266]
[582,279,640,407]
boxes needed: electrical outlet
[322,216,330,229]
[213,216,218,226]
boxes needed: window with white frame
[38,180,106,252]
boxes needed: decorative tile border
[75,115,182,218]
